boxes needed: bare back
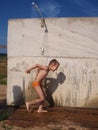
[34,68,49,82]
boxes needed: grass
[0,54,7,85]
[0,111,10,121]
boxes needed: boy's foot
[26,102,31,112]
[37,109,48,113]
[37,104,47,113]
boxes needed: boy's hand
[26,69,30,73]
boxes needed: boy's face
[49,64,59,71]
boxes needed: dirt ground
[0,85,98,130]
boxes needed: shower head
[32,2,35,5]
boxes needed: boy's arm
[26,64,48,73]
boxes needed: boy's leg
[37,86,48,112]
[26,85,45,112]
[37,85,47,112]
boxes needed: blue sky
[0,0,98,45]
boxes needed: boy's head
[48,59,59,71]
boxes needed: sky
[0,0,98,45]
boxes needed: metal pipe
[32,2,48,33]
[32,2,43,18]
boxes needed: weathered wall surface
[7,18,98,108]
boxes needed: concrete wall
[7,17,98,108]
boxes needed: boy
[26,59,59,113]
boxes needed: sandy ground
[0,85,98,130]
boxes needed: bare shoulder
[43,66,48,71]
[37,64,48,71]
[40,66,48,71]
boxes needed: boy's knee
[40,97,45,102]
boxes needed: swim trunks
[32,81,40,87]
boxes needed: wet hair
[48,59,60,66]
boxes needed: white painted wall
[7,18,98,108]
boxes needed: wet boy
[26,59,59,113]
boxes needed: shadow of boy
[44,72,66,106]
